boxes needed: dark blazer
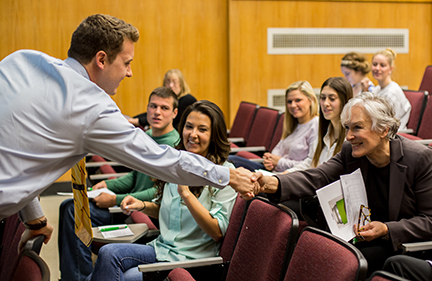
[272,135,432,251]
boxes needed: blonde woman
[363,48,411,131]
[229,81,319,172]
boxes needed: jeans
[58,199,112,281]
[228,155,264,172]
[86,243,157,281]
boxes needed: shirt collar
[64,57,90,80]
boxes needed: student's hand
[355,221,388,242]
[263,159,275,171]
[360,78,372,92]
[93,192,116,208]
[263,153,281,167]
[92,181,107,190]
[121,195,145,215]
[19,218,54,253]
[177,185,191,199]
[128,118,140,127]
[229,168,260,200]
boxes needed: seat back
[11,235,50,281]
[0,213,26,280]
[219,193,248,262]
[419,65,432,95]
[226,197,299,281]
[284,226,367,281]
[269,112,285,152]
[245,107,280,150]
[229,102,259,142]
[403,90,428,134]
[369,270,410,281]
[416,92,432,139]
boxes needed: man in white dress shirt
[0,14,258,259]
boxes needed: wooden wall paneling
[0,0,229,121]
[228,0,432,125]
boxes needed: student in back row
[128,69,197,130]
[362,48,411,131]
[229,81,319,173]
[58,87,180,281]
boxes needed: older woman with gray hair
[256,92,432,275]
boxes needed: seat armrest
[138,257,223,273]
[89,172,129,180]
[86,161,122,168]
[401,241,432,254]
[414,139,432,145]
[228,137,244,143]
[398,129,414,134]
[24,235,45,254]
[230,146,266,153]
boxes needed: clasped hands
[229,168,278,200]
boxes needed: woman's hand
[120,195,145,215]
[178,185,191,199]
[360,78,372,92]
[263,153,281,171]
[354,221,388,242]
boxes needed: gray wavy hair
[341,92,400,139]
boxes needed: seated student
[382,255,432,281]
[229,81,319,172]
[257,92,432,276]
[286,77,353,173]
[340,52,373,97]
[86,100,237,281]
[128,69,197,130]
[58,87,180,281]
[363,48,411,131]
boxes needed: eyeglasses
[357,204,371,233]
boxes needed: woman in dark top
[129,69,197,130]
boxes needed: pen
[100,226,128,232]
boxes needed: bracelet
[138,201,146,212]
[24,217,47,230]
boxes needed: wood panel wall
[229,0,432,124]
[0,0,229,120]
[1,1,431,127]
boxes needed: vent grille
[268,28,409,54]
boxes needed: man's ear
[172,108,178,119]
[95,50,108,70]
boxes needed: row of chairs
[137,196,381,281]
[229,102,284,160]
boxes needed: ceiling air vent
[268,28,409,55]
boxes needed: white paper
[316,168,368,241]
[316,180,355,241]
[57,188,115,198]
[340,168,368,235]
[98,224,134,238]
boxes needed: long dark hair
[312,77,353,167]
[154,100,230,202]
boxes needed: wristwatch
[24,217,47,230]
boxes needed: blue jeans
[228,155,264,172]
[58,199,112,281]
[86,243,157,281]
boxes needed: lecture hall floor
[40,194,66,280]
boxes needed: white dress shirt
[0,50,229,221]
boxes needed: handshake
[228,167,279,200]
